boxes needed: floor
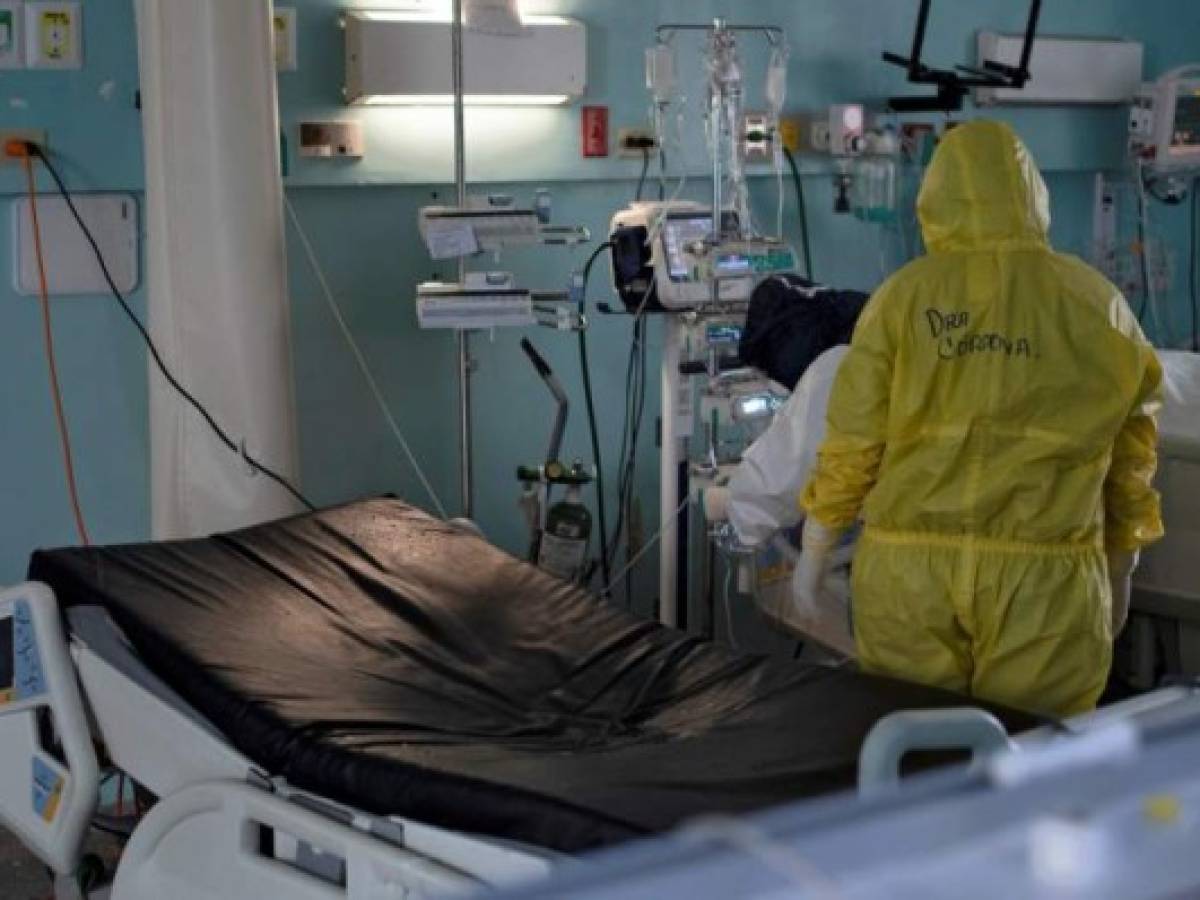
[1,826,120,899]
[1,825,48,900]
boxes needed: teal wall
[0,0,146,582]
[2,1,1199,621]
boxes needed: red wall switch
[582,106,609,158]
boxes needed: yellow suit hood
[917,120,1051,253]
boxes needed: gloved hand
[792,518,844,617]
[1107,550,1138,637]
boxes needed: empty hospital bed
[2,498,1043,899]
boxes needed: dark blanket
[29,499,1040,853]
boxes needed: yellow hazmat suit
[801,121,1163,716]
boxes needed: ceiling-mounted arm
[904,0,931,82]
[883,0,1043,112]
[981,0,1042,85]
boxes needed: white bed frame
[5,579,1160,900]
[0,582,554,900]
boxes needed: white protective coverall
[708,346,856,656]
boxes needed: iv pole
[451,0,473,518]
[653,20,783,627]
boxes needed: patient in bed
[704,345,857,657]
[710,344,1198,661]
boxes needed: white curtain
[136,0,301,539]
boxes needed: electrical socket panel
[0,129,47,162]
[617,128,658,159]
[25,1,81,70]
[0,1,22,69]
[298,121,364,158]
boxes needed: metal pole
[709,18,725,241]
[452,0,473,518]
[659,318,683,627]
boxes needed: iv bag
[765,45,788,118]
[646,44,677,105]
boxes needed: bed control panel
[0,600,47,706]
[0,583,98,879]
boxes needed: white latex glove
[724,346,848,549]
[792,519,843,616]
[1108,549,1138,637]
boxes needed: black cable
[1136,203,1151,325]
[89,821,133,840]
[31,144,317,513]
[635,147,651,202]
[607,317,641,569]
[608,314,649,609]
[578,242,614,593]
[611,313,650,605]
[608,328,635,567]
[623,318,649,602]
[1143,171,1187,206]
[782,146,814,281]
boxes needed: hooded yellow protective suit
[801,121,1163,716]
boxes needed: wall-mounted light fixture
[343,11,586,107]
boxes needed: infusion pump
[609,202,798,312]
[1130,65,1200,173]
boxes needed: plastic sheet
[29,499,1043,853]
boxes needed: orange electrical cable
[22,151,91,546]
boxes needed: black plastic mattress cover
[29,499,1042,853]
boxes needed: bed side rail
[114,781,477,900]
[858,707,1014,796]
[0,582,99,886]
[69,612,254,796]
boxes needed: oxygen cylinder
[537,484,592,582]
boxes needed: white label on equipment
[538,533,586,581]
[424,220,480,259]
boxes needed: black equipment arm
[521,338,569,466]
[883,0,1042,113]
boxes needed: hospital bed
[0,498,1044,899]
[503,686,1200,899]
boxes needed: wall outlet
[617,127,659,159]
[742,111,772,162]
[0,129,48,162]
[0,2,23,70]
[298,121,363,158]
[273,7,297,72]
[25,2,82,70]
